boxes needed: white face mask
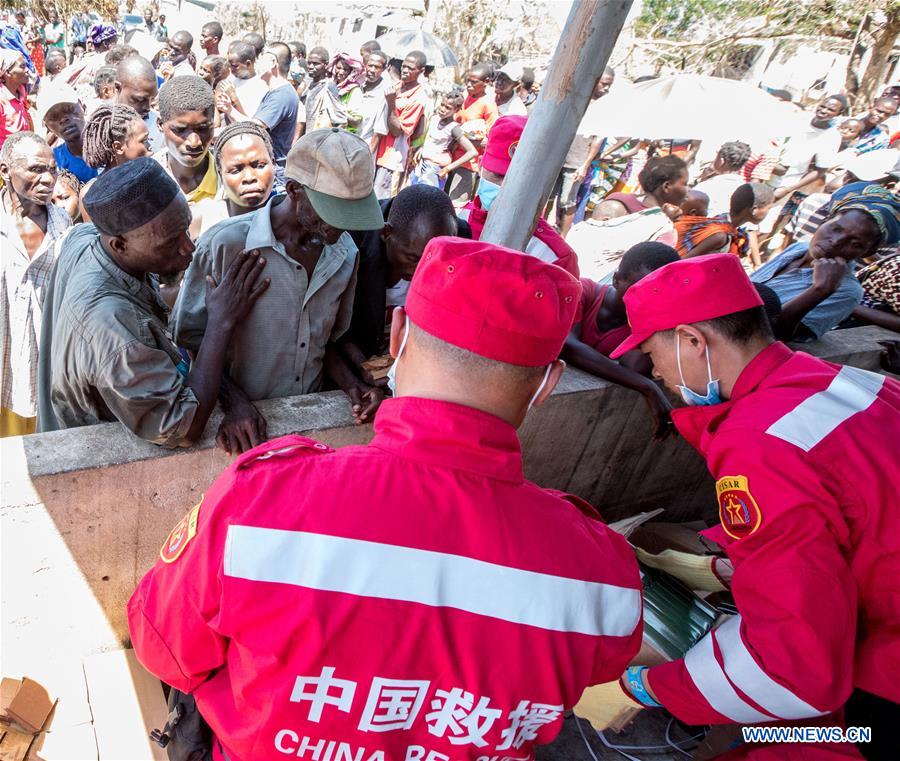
[386,314,410,396]
[527,363,555,411]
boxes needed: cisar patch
[716,476,762,540]
[160,498,202,563]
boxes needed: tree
[633,0,900,103]
[8,0,119,26]
[855,4,900,108]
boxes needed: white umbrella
[374,29,458,67]
[580,74,810,150]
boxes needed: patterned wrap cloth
[829,181,900,246]
[675,214,749,258]
[88,24,117,48]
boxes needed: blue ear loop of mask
[476,177,502,210]
[386,314,410,395]
[676,335,722,406]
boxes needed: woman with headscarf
[62,23,118,89]
[752,181,900,340]
[328,52,364,132]
[0,50,33,148]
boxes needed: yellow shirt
[152,149,219,204]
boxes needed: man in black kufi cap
[36,157,270,446]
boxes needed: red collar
[671,342,793,453]
[371,397,523,483]
[729,341,793,401]
[465,198,555,239]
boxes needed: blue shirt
[70,15,89,44]
[53,143,98,184]
[254,82,299,187]
[751,241,863,339]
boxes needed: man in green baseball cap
[172,129,385,454]
[284,127,385,230]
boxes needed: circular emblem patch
[716,476,762,540]
[160,499,202,563]
[508,140,519,159]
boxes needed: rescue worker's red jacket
[128,397,642,761]
[647,342,900,754]
[459,198,581,277]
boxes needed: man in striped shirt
[0,132,71,436]
[612,254,900,760]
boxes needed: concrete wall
[0,326,893,749]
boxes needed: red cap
[481,115,526,176]
[406,236,582,367]
[610,254,763,358]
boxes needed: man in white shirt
[221,41,269,121]
[167,31,196,78]
[494,62,528,117]
[358,50,392,154]
[758,95,845,235]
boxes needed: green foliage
[635,0,738,37]
[635,0,896,40]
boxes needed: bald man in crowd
[115,56,164,151]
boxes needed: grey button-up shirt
[172,196,359,401]
[36,224,199,446]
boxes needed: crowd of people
[2,6,900,761]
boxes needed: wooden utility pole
[480,0,634,251]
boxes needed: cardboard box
[0,678,19,721]
[5,678,55,734]
[0,724,36,761]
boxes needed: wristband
[624,666,662,708]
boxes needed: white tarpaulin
[580,74,809,151]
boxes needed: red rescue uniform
[646,342,900,758]
[459,198,581,277]
[128,397,642,761]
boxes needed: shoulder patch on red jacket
[716,475,762,539]
[160,498,202,563]
[234,435,334,471]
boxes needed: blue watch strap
[625,666,662,708]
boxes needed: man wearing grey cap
[173,128,385,453]
[37,157,269,447]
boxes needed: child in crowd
[675,183,774,261]
[410,92,478,189]
[838,118,863,152]
[677,189,709,219]
[198,55,229,89]
[52,169,82,222]
[40,87,98,183]
[89,65,118,116]
[562,241,680,437]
